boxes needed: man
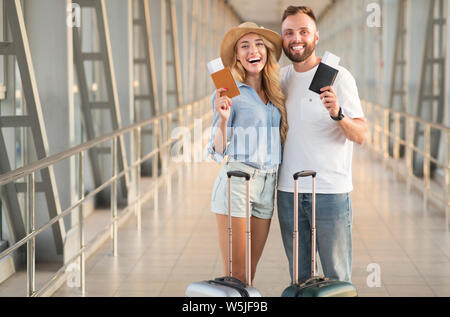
[277,6,368,284]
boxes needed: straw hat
[220,22,283,68]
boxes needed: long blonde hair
[230,34,289,146]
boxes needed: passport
[210,67,240,99]
[208,58,240,99]
[309,62,339,94]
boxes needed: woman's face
[235,33,267,75]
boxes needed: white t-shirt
[278,63,364,194]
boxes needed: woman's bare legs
[216,214,271,284]
[250,216,272,280]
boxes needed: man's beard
[283,41,315,63]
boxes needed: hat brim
[220,26,283,68]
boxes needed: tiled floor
[37,147,450,296]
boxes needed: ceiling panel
[227,0,333,31]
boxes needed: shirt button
[309,98,312,102]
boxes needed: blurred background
[0,0,448,297]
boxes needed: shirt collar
[236,80,248,88]
[236,81,274,106]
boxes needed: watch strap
[331,107,344,121]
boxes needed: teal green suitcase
[281,277,357,297]
[281,171,358,297]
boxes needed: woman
[207,22,288,284]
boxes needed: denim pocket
[315,193,350,222]
[211,167,227,202]
[211,175,222,202]
[261,173,276,206]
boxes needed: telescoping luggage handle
[292,171,317,285]
[227,171,252,286]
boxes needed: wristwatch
[331,107,345,121]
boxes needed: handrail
[0,98,209,186]
[376,104,450,134]
[362,101,449,230]
[0,95,213,296]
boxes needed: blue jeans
[277,191,353,284]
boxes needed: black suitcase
[281,171,358,297]
[185,171,262,297]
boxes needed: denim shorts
[211,162,277,220]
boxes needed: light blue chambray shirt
[207,81,282,171]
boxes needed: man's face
[281,13,318,63]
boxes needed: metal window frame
[0,0,65,263]
[413,0,447,179]
[72,0,130,203]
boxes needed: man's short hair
[281,5,317,27]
